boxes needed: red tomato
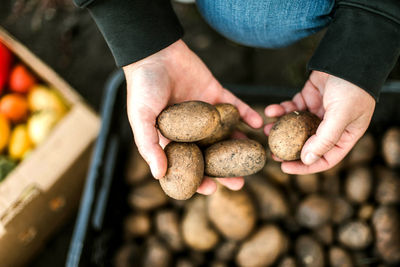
[9,64,36,93]
[0,42,13,94]
[0,94,29,123]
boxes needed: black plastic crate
[66,69,400,267]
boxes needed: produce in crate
[268,111,321,160]
[0,113,10,152]
[0,40,69,183]
[9,64,36,93]
[236,225,287,267]
[0,42,12,93]
[207,184,256,241]
[114,115,400,267]
[382,127,400,168]
[182,196,219,251]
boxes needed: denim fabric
[196,0,335,48]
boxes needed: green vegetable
[0,155,17,182]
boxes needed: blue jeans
[196,0,334,48]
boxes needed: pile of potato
[113,104,400,267]
[156,101,266,200]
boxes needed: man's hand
[264,71,376,174]
[123,40,263,194]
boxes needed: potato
[159,142,204,200]
[114,244,138,267]
[347,133,375,165]
[296,195,332,228]
[247,174,288,220]
[124,213,151,237]
[321,173,340,196]
[205,139,266,177]
[207,184,256,240]
[197,103,239,146]
[382,127,400,168]
[129,180,168,210]
[345,166,372,203]
[215,240,238,262]
[143,237,171,267]
[277,257,297,267]
[329,247,353,267]
[236,225,287,267]
[358,204,374,221]
[124,144,151,185]
[375,166,400,204]
[262,158,290,185]
[155,209,183,251]
[372,206,400,263]
[338,221,373,250]
[295,173,319,194]
[157,101,220,142]
[268,111,320,161]
[314,224,333,245]
[332,197,354,224]
[295,235,324,267]
[182,196,219,251]
[176,259,195,267]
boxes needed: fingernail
[304,152,319,165]
[150,162,161,179]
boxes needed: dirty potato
[197,103,239,146]
[332,197,354,224]
[329,246,353,267]
[236,225,287,267]
[205,139,266,177]
[375,166,400,205]
[338,221,373,250]
[372,206,400,263]
[296,194,332,228]
[159,142,204,200]
[207,184,256,240]
[155,209,183,251]
[345,166,373,204]
[268,111,320,161]
[246,174,289,220]
[347,132,375,165]
[182,196,219,251]
[382,127,400,168]
[157,101,220,142]
[129,179,168,210]
[295,235,325,267]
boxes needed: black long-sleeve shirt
[74,0,400,100]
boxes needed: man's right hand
[123,39,263,195]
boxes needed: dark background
[0,1,399,266]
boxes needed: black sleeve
[73,0,184,67]
[308,0,400,101]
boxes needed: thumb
[129,106,168,179]
[301,109,349,165]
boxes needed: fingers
[300,108,349,165]
[281,131,355,174]
[216,177,245,191]
[128,106,168,179]
[197,177,217,195]
[196,177,245,195]
[265,104,286,117]
[219,89,263,129]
